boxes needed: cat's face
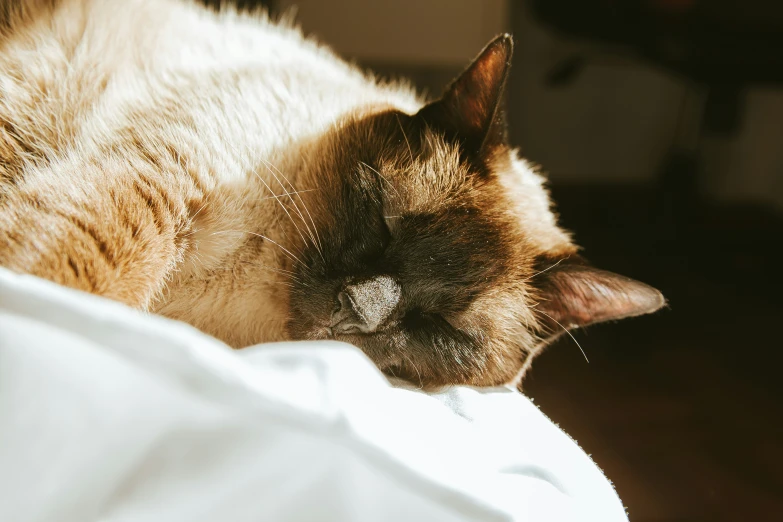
[287,35,664,388]
[288,111,539,387]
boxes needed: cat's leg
[0,155,200,310]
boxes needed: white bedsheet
[0,267,628,522]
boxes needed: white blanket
[0,267,628,522]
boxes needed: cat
[0,0,664,389]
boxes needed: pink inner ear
[538,265,665,329]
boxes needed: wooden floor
[524,186,783,522]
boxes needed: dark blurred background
[207,1,783,520]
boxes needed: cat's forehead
[381,130,474,212]
[333,107,574,257]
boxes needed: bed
[0,267,628,521]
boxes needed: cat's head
[286,35,664,388]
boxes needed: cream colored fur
[0,0,569,349]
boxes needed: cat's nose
[330,275,401,334]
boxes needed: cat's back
[0,0,185,181]
[0,0,419,187]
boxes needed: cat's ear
[534,260,665,331]
[416,34,513,157]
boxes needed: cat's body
[0,0,664,388]
[0,0,419,345]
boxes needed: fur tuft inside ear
[535,261,666,331]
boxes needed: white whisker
[252,168,311,257]
[256,264,306,285]
[522,259,564,283]
[400,351,424,391]
[395,113,415,165]
[258,188,317,201]
[189,199,209,221]
[207,229,305,268]
[259,158,324,260]
[536,309,589,363]
[360,161,400,199]
[217,138,312,266]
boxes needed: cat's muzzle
[329,275,401,335]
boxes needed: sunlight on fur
[0,0,664,388]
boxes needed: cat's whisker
[189,199,209,221]
[178,199,211,239]
[246,232,309,270]
[256,263,306,285]
[360,161,400,199]
[252,169,306,245]
[207,229,306,269]
[535,309,590,363]
[181,227,200,238]
[266,163,324,262]
[400,351,425,391]
[208,260,305,286]
[272,222,317,277]
[265,281,296,288]
[259,158,324,260]
[251,168,312,256]
[395,113,415,165]
[288,187,324,259]
[521,259,564,283]
[218,140,314,273]
[257,159,318,255]
[257,264,298,276]
[258,188,317,201]
[224,137,297,238]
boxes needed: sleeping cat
[0,0,664,388]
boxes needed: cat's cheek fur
[154,249,294,348]
[454,289,543,387]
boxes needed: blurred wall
[508,14,686,185]
[276,0,508,66]
[700,90,783,210]
[509,4,783,210]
